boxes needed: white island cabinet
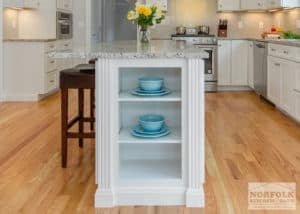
[93,40,208,207]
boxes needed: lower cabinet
[217,40,249,87]
[3,40,73,101]
[217,40,231,86]
[268,55,300,121]
[267,56,282,106]
[248,41,254,88]
[231,40,248,85]
[292,63,300,122]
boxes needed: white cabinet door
[268,56,281,105]
[280,59,295,114]
[4,0,39,8]
[248,41,254,88]
[231,40,248,86]
[57,0,72,11]
[293,63,300,121]
[63,0,72,11]
[268,0,299,8]
[218,40,232,86]
[241,0,267,10]
[218,0,240,11]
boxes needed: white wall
[72,0,87,64]
[0,0,3,101]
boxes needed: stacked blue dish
[131,77,171,97]
[131,114,171,138]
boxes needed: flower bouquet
[127,3,165,43]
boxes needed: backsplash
[147,0,300,39]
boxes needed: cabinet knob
[294,89,300,93]
[283,50,289,54]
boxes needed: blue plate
[131,126,171,138]
[132,125,168,135]
[131,88,171,97]
[135,87,167,94]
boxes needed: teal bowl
[139,114,165,132]
[139,77,164,91]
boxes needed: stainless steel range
[172,34,218,92]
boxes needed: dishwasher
[253,41,268,98]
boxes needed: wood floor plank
[0,91,299,213]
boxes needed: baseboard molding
[186,188,205,207]
[3,94,39,102]
[95,187,205,208]
[217,85,253,91]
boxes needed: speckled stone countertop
[218,37,300,47]
[90,40,209,59]
[3,38,57,42]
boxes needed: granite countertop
[217,37,300,47]
[90,40,209,59]
[3,38,57,42]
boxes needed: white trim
[85,0,91,53]
[186,188,205,207]
[3,94,39,102]
[0,0,3,102]
[217,85,253,91]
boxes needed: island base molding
[95,187,204,207]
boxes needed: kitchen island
[93,40,208,208]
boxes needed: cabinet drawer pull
[294,89,300,93]
[50,60,55,64]
[274,63,280,66]
[271,48,276,51]
[283,50,289,54]
[49,80,55,83]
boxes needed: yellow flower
[127,10,135,20]
[136,5,152,16]
[143,7,152,16]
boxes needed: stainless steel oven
[199,46,217,92]
[172,35,218,92]
[57,12,73,39]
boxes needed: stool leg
[78,88,84,148]
[90,89,95,131]
[61,88,68,168]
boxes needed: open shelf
[118,91,181,102]
[118,127,181,144]
[119,159,181,181]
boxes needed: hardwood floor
[0,91,299,213]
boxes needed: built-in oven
[57,12,73,39]
[172,36,218,92]
[195,45,217,92]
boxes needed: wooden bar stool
[75,63,96,130]
[60,68,95,168]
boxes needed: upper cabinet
[219,0,300,11]
[4,0,39,9]
[268,0,300,8]
[57,0,73,11]
[218,0,240,11]
[241,0,268,10]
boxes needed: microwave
[57,12,73,39]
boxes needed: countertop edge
[217,37,300,47]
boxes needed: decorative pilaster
[186,58,205,207]
[95,58,116,207]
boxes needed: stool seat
[74,64,96,74]
[60,69,95,89]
